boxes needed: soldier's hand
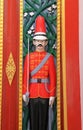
[23,92,29,105]
[49,97,55,108]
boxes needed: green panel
[23,0,57,57]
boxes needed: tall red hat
[33,15,47,40]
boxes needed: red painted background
[65,0,81,129]
[1,0,20,130]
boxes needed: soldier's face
[33,39,48,51]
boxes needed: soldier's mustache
[37,44,43,47]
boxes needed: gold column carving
[57,0,61,129]
[19,0,23,129]
[61,0,68,130]
[0,0,3,129]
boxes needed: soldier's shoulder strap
[30,53,51,77]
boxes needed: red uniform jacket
[23,51,56,98]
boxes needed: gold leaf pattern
[6,53,16,86]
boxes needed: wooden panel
[65,0,81,129]
[1,0,20,130]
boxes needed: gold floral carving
[6,53,16,86]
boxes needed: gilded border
[19,0,23,129]
[57,0,61,129]
[61,0,68,129]
[0,0,3,129]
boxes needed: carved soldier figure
[23,15,56,130]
